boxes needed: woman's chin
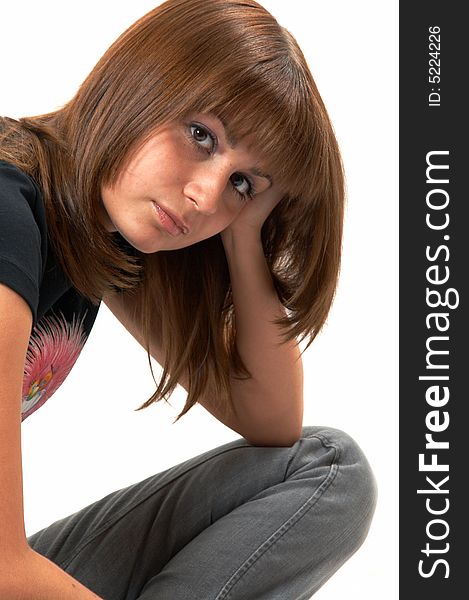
[113,227,161,254]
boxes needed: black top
[0,160,101,421]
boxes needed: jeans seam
[214,433,340,600]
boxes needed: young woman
[0,0,377,598]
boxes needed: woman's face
[100,113,274,253]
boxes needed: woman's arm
[214,226,304,447]
[0,284,103,599]
[208,185,304,446]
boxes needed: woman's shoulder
[0,158,46,226]
[0,159,42,204]
[0,159,48,329]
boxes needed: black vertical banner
[400,1,466,596]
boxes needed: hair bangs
[185,64,319,203]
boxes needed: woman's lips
[152,202,188,236]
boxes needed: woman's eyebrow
[216,116,274,186]
[217,116,238,149]
[250,167,273,187]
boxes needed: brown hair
[0,0,345,422]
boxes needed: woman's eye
[230,173,253,198]
[190,124,215,152]
[187,123,254,199]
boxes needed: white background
[1,1,398,598]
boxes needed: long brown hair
[0,0,345,422]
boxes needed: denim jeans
[27,425,377,600]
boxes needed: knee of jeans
[301,425,378,546]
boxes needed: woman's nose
[183,168,227,215]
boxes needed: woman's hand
[221,186,285,244]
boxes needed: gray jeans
[28,426,377,599]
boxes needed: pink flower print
[22,312,89,421]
